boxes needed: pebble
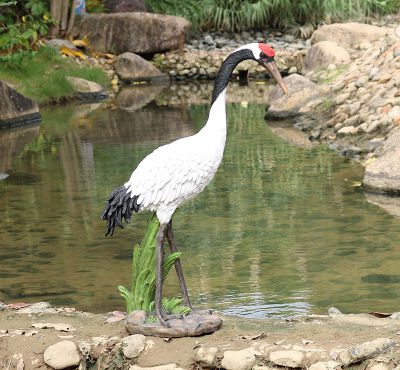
[355,76,369,87]
[43,341,80,369]
[328,307,343,316]
[335,93,350,105]
[196,347,218,367]
[270,350,305,368]
[338,126,358,135]
[221,348,256,370]
[130,365,184,370]
[121,334,146,359]
[309,361,342,370]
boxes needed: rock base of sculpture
[125,310,222,338]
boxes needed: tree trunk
[66,0,77,36]
[49,0,62,38]
[60,0,69,34]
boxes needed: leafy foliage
[118,213,190,318]
[0,0,52,61]
[145,0,400,31]
[86,0,107,13]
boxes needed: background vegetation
[146,0,400,31]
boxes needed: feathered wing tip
[101,185,141,236]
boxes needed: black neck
[211,49,254,105]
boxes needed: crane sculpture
[102,43,287,328]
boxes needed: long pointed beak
[261,60,288,95]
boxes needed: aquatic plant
[118,213,190,317]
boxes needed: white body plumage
[124,90,227,225]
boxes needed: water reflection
[0,82,400,317]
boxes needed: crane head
[244,42,288,95]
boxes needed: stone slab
[125,310,222,338]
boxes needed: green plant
[86,0,107,13]
[145,0,400,32]
[118,213,190,318]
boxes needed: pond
[1,82,400,318]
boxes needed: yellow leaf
[43,14,49,21]
[351,181,362,187]
[60,47,87,60]
[72,39,88,48]
[365,157,377,165]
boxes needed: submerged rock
[0,80,40,128]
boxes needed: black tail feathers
[101,185,140,236]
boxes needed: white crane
[102,42,288,327]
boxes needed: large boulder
[0,80,40,128]
[310,23,389,49]
[303,41,350,73]
[116,52,167,81]
[266,74,322,119]
[77,13,190,54]
[105,0,149,13]
[363,128,400,194]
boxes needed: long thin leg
[155,224,169,327]
[166,220,194,310]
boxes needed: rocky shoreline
[1,301,400,370]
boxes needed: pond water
[1,82,400,318]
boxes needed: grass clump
[0,46,108,102]
[145,0,400,32]
[118,213,190,319]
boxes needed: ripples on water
[1,82,400,317]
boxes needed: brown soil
[1,307,400,369]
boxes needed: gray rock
[77,13,190,54]
[369,67,380,80]
[0,80,40,128]
[334,93,350,105]
[204,35,215,46]
[121,334,146,359]
[0,173,8,181]
[328,307,343,316]
[338,126,357,135]
[339,338,396,365]
[364,128,400,194]
[18,302,51,314]
[43,341,80,369]
[310,23,389,48]
[66,77,107,102]
[196,347,218,368]
[355,76,369,87]
[270,350,305,368]
[267,74,322,118]
[46,39,77,50]
[221,348,256,370]
[116,52,166,82]
[366,121,380,133]
[303,41,350,73]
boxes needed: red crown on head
[259,43,275,57]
